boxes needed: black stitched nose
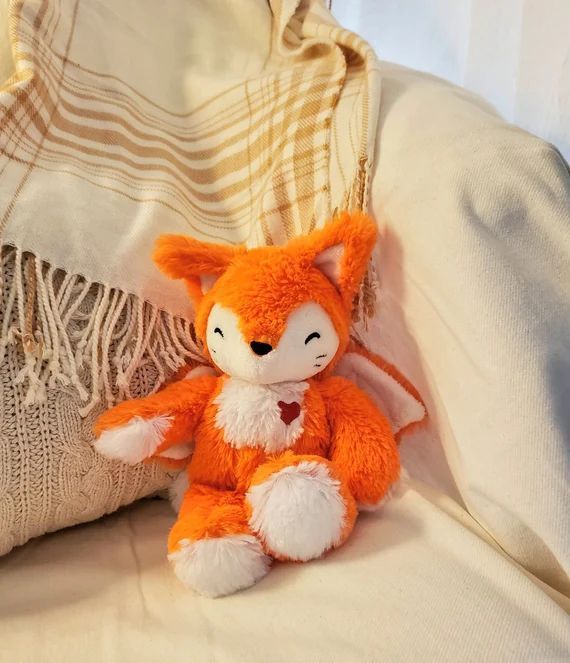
[250,341,273,356]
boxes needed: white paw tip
[247,461,346,561]
[94,415,172,465]
[168,535,270,598]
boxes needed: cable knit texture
[0,252,176,555]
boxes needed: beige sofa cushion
[366,63,570,595]
[0,494,567,662]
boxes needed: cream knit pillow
[0,250,186,555]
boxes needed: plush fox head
[154,212,377,384]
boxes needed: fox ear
[304,212,377,310]
[153,235,239,299]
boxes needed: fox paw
[93,415,172,464]
[168,535,270,597]
[247,460,348,561]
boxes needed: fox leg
[246,452,357,562]
[168,483,271,597]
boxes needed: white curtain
[334,0,570,161]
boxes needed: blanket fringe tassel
[0,246,203,416]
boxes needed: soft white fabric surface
[0,493,568,663]
[363,62,570,596]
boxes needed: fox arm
[319,376,400,508]
[93,375,217,465]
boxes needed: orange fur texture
[95,212,401,595]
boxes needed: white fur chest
[213,378,309,452]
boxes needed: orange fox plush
[94,212,407,597]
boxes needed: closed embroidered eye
[214,327,224,337]
[304,332,320,344]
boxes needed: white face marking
[205,302,340,384]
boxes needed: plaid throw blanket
[0,0,380,411]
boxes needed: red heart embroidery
[278,400,301,426]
